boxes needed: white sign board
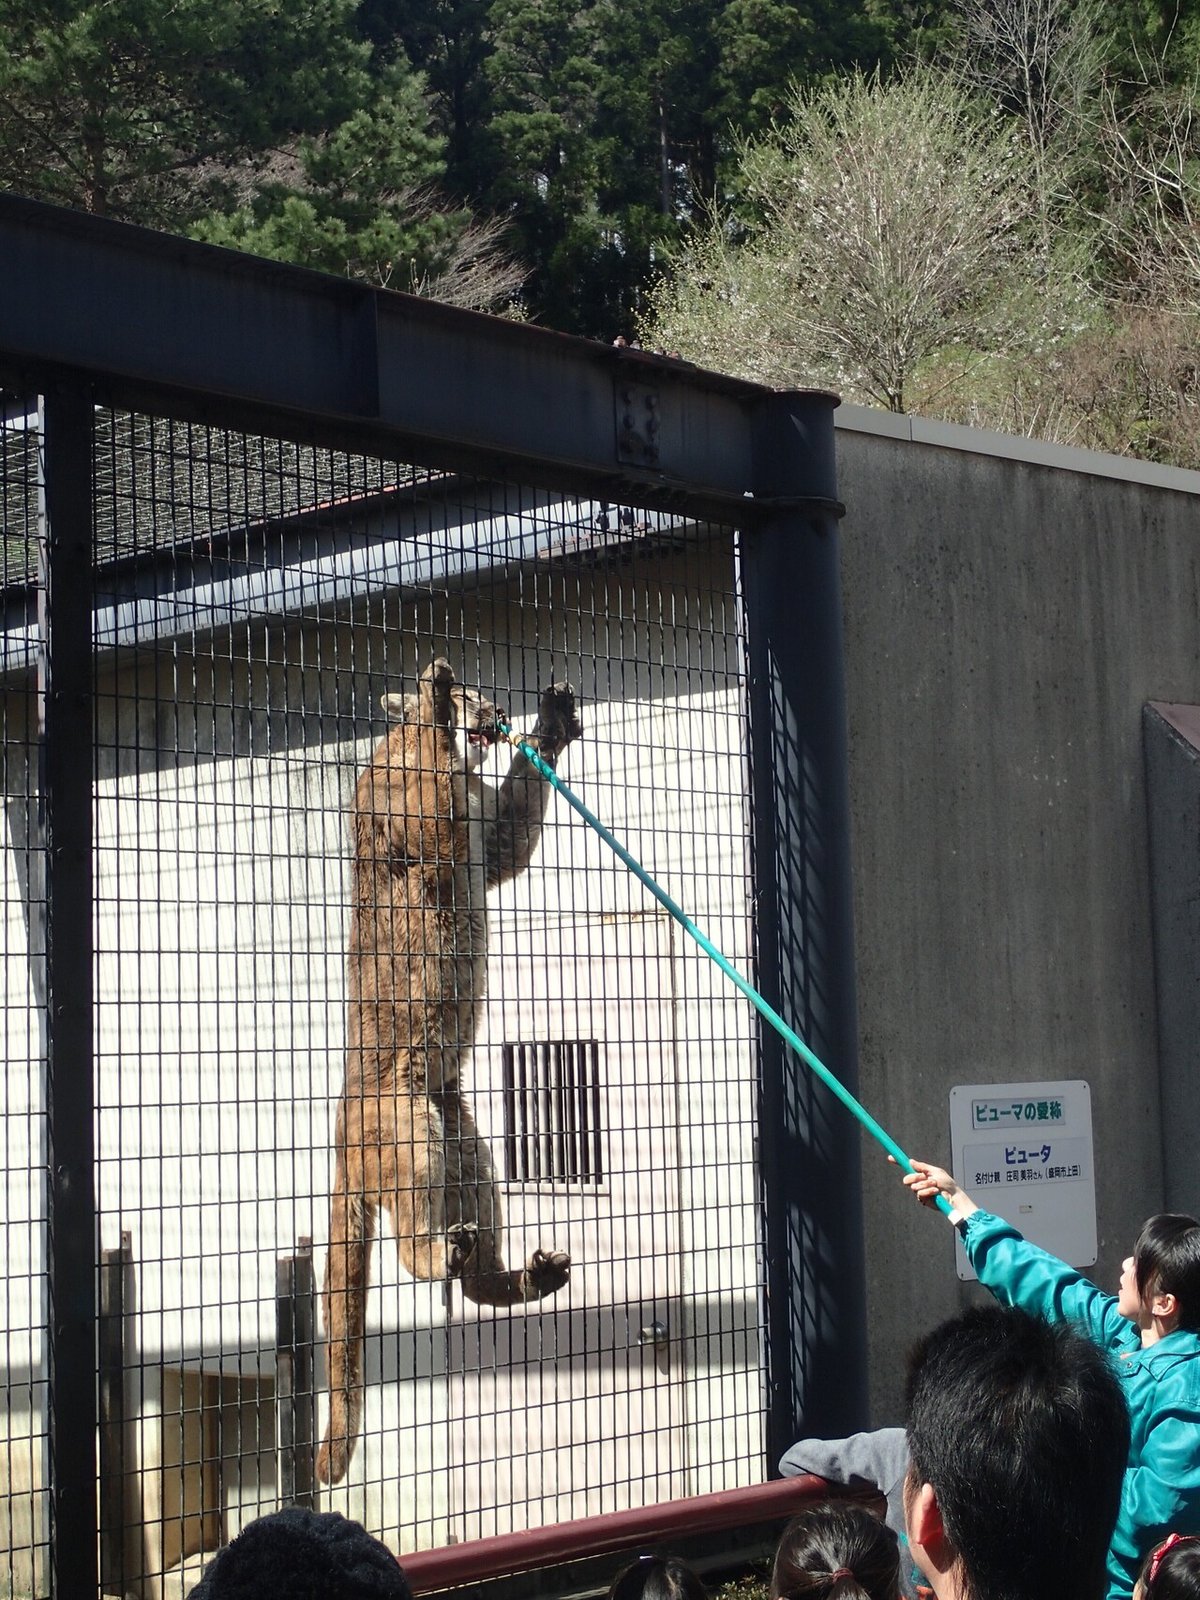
[949,1080,1096,1281]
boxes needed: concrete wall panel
[834,416,1200,1418]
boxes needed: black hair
[607,1557,708,1600]
[905,1304,1129,1600]
[770,1504,900,1600]
[1134,1214,1200,1331]
[186,1508,412,1600]
[1138,1536,1200,1600]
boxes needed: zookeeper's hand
[890,1156,979,1225]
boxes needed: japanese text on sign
[968,1139,1087,1188]
[972,1099,1063,1128]
[952,1080,1096,1278]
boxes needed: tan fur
[317,658,580,1485]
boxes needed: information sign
[948,1080,1096,1281]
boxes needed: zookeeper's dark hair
[770,1504,899,1600]
[606,1556,707,1600]
[1134,1213,1200,1331]
[905,1304,1129,1600]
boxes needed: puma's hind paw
[448,1224,479,1277]
[525,1247,571,1298]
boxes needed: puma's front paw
[533,683,582,761]
[524,1247,571,1299]
[447,1223,479,1277]
[419,658,457,729]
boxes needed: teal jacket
[961,1209,1200,1600]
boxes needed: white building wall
[0,538,765,1589]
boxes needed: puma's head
[381,662,504,773]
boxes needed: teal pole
[501,724,950,1216]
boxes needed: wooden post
[99,1232,132,1596]
[276,1238,317,1508]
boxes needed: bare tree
[948,0,1111,212]
[404,209,528,313]
[1094,60,1200,305]
[642,69,1079,413]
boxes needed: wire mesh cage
[2,393,768,1594]
[0,394,49,1598]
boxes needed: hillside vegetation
[5,0,1200,461]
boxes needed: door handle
[637,1319,668,1347]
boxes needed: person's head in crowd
[903,1304,1129,1600]
[1135,1536,1200,1600]
[186,1507,412,1600]
[770,1504,900,1600]
[606,1555,707,1600]
[1124,1214,1200,1337]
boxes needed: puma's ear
[380,692,415,722]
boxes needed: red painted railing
[400,1476,870,1592]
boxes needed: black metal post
[38,384,98,1595]
[742,392,868,1468]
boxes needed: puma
[317,659,580,1485]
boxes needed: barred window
[500,1040,603,1184]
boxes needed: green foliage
[465,0,918,331]
[639,0,1200,469]
[0,0,955,331]
[479,0,615,328]
[0,0,372,221]
[643,69,1087,411]
[0,0,525,307]
[1108,0,1200,69]
[353,0,494,186]
[190,74,455,288]
[712,1573,770,1600]
[712,0,894,135]
[5,0,1200,463]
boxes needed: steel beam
[743,391,868,1463]
[0,195,839,519]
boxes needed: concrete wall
[834,407,1200,1420]
[1143,703,1200,1216]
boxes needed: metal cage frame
[0,193,867,1599]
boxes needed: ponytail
[832,1568,870,1593]
[771,1507,900,1600]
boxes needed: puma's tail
[317,1183,375,1485]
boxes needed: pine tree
[354,0,495,194]
[189,70,453,288]
[0,0,373,222]
[481,0,609,328]
[713,0,909,138]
